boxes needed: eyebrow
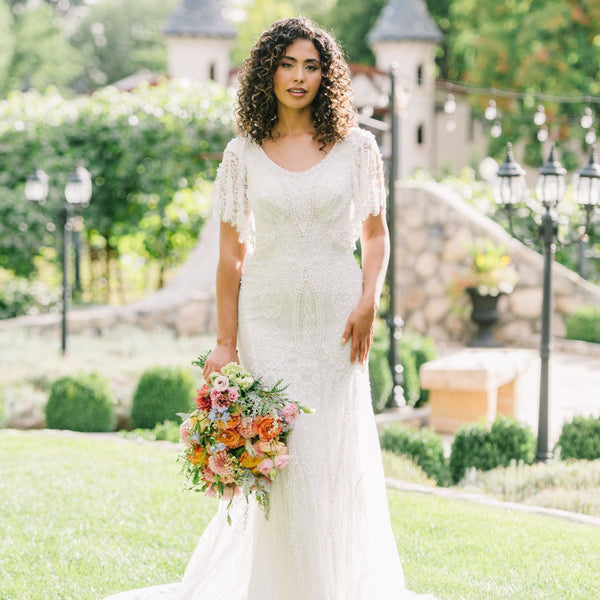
[281,55,321,64]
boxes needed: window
[209,63,216,81]
[417,124,424,145]
[417,64,424,86]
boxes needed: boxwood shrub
[449,416,536,483]
[131,366,196,429]
[45,374,115,432]
[379,422,448,485]
[566,305,600,344]
[555,415,600,460]
[399,331,437,408]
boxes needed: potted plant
[451,239,519,346]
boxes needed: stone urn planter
[466,287,503,347]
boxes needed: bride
[106,16,437,600]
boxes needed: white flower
[212,375,229,392]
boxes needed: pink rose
[212,375,229,392]
[281,403,299,424]
[274,454,291,470]
[256,458,274,477]
[210,389,231,410]
[228,386,239,402]
[180,420,192,448]
[251,442,266,458]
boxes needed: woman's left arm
[341,211,390,364]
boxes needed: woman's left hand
[341,299,377,365]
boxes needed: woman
[106,16,437,600]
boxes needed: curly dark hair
[235,16,355,147]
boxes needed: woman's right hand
[203,343,240,381]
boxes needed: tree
[69,0,178,89]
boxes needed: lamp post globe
[25,167,49,204]
[493,142,526,207]
[65,164,92,206]
[535,143,566,209]
[575,145,600,208]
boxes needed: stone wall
[394,181,600,344]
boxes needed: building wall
[166,36,232,86]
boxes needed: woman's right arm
[202,221,247,380]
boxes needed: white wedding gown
[105,128,437,600]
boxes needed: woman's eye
[280,62,293,69]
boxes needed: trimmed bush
[399,331,437,408]
[566,305,600,344]
[379,423,448,484]
[45,374,114,432]
[131,366,195,429]
[555,416,600,460]
[450,416,536,483]
[369,319,393,413]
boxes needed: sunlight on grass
[1,431,599,600]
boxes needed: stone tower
[368,0,443,177]
[164,0,236,87]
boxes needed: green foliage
[0,267,59,319]
[123,419,182,443]
[368,318,393,413]
[555,416,600,461]
[379,423,448,485]
[45,373,115,432]
[446,0,600,156]
[566,305,600,344]
[449,416,536,483]
[381,449,437,486]
[70,0,178,90]
[399,331,437,408]
[131,366,195,429]
[0,80,233,299]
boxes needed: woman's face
[272,38,322,111]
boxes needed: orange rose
[189,447,208,466]
[216,428,244,449]
[257,416,283,441]
[215,414,241,430]
[239,451,264,469]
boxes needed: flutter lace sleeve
[212,137,252,246]
[350,128,387,241]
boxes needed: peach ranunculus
[238,416,258,438]
[202,466,216,483]
[239,451,264,469]
[194,384,211,410]
[257,440,288,455]
[216,428,244,449]
[257,416,283,441]
[256,458,274,477]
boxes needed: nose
[292,66,305,83]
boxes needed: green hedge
[566,305,600,344]
[45,374,115,432]
[555,416,600,460]
[368,322,437,412]
[131,366,195,429]
[449,416,536,483]
[379,423,448,484]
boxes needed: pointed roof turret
[164,0,236,38]
[368,0,443,44]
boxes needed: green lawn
[1,431,599,600]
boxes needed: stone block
[509,288,543,319]
[404,288,425,311]
[424,297,449,324]
[415,252,439,279]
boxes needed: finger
[341,320,353,345]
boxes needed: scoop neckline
[257,140,340,175]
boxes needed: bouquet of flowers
[178,352,312,522]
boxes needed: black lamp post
[493,143,600,461]
[25,164,92,354]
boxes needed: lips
[288,88,307,97]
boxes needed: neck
[273,105,315,138]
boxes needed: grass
[1,431,599,600]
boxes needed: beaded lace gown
[105,128,436,600]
